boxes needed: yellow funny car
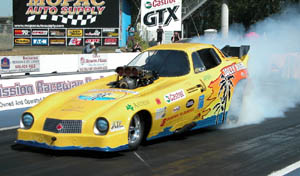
[16,43,250,152]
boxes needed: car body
[16,43,250,152]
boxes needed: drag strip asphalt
[1,104,300,176]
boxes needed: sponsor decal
[49,38,66,46]
[141,0,182,30]
[160,108,194,127]
[164,89,186,104]
[23,0,107,26]
[103,38,118,46]
[14,29,31,36]
[36,80,83,94]
[56,123,63,131]
[102,28,119,37]
[79,89,134,101]
[193,112,202,120]
[79,54,108,71]
[173,106,180,113]
[143,5,180,26]
[222,63,246,77]
[68,38,83,46]
[79,92,115,101]
[144,0,177,9]
[13,0,120,29]
[88,89,139,95]
[102,28,116,32]
[0,56,40,74]
[32,38,48,46]
[80,56,107,65]
[186,99,194,108]
[1,57,10,69]
[198,95,205,109]
[14,38,31,45]
[156,107,166,120]
[186,86,198,94]
[126,104,134,111]
[0,82,35,98]
[107,32,118,37]
[102,28,118,33]
[145,1,152,9]
[155,98,161,105]
[132,100,150,109]
[67,29,83,37]
[111,121,125,132]
[85,38,101,45]
[85,29,101,36]
[32,30,48,36]
[61,104,84,112]
[49,29,66,36]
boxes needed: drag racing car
[16,43,250,152]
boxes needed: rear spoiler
[221,45,250,58]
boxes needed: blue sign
[1,57,10,69]
[198,95,205,109]
[32,38,48,46]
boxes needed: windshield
[128,50,190,77]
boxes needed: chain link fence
[0,24,13,50]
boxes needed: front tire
[128,114,144,150]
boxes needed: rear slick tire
[227,79,248,124]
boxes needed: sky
[0,0,12,17]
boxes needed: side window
[192,52,206,73]
[197,48,221,70]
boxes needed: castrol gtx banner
[13,0,119,28]
[141,0,182,31]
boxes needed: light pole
[221,0,229,38]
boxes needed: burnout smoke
[192,5,300,128]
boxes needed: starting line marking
[0,126,19,131]
[269,160,300,176]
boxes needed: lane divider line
[269,160,300,176]
[0,126,19,131]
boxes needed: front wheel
[128,114,144,150]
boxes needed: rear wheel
[128,114,144,150]
[227,79,248,123]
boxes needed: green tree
[185,0,299,35]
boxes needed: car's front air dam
[16,129,129,152]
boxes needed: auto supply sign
[141,0,182,31]
[13,0,119,28]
